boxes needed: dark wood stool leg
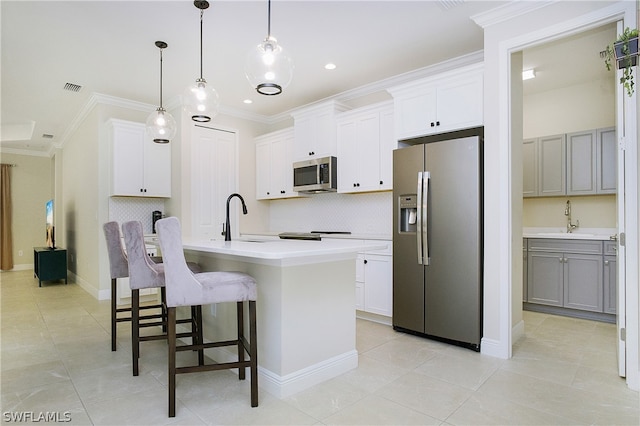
[249,300,258,407]
[111,278,117,351]
[168,307,176,418]
[195,305,204,366]
[132,289,140,376]
[237,301,246,381]
[161,287,167,333]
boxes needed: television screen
[45,199,55,249]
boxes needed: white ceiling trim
[471,0,556,28]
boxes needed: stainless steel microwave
[293,156,337,193]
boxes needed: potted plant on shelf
[603,27,639,97]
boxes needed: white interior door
[614,19,627,379]
[190,125,238,241]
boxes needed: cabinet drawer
[604,241,618,256]
[527,238,602,255]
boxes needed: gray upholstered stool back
[122,221,165,290]
[103,221,128,279]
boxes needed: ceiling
[0,1,615,155]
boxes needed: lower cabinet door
[563,253,603,312]
[528,251,564,307]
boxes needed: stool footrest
[175,359,252,375]
[175,339,241,352]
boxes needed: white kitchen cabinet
[355,240,392,317]
[388,63,483,140]
[254,128,300,200]
[291,101,350,161]
[336,102,395,193]
[109,119,171,198]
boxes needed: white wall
[0,153,52,269]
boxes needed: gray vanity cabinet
[527,239,603,312]
[604,241,617,314]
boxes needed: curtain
[0,164,13,270]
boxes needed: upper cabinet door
[597,127,617,194]
[292,101,349,161]
[538,134,566,197]
[109,119,171,198]
[388,63,483,140]
[336,102,395,194]
[566,130,597,196]
[522,138,538,197]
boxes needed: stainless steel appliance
[393,128,483,351]
[293,156,337,193]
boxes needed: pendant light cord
[159,47,164,109]
[200,8,204,79]
[267,0,271,39]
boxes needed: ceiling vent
[437,0,465,10]
[42,134,54,139]
[63,82,82,92]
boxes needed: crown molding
[471,1,556,29]
[0,147,51,157]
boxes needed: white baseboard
[207,346,358,399]
[480,336,509,359]
[3,264,32,271]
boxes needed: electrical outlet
[18,250,23,257]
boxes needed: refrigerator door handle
[423,171,430,266]
[416,172,423,265]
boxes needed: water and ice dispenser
[398,195,417,233]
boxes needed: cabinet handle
[353,183,357,187]
[605,260,610,266]
[266,192,270,195]
[380,180,383,185]
[559,257,564,263]
[281,190,285,194]
[430,122,435,127]
[436,121,440,126]
[364,259,368,265]
[309,151,315,156]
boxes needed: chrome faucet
[565,199,579,233]
[224,193,247,241]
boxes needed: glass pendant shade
[183,0,218,122]
[183,77,219,122]
[146,40,177,144]
[146,107,177,144]
[245,36,293,95]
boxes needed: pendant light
[146,41,177,144]
[183,0,219,122]
[244,0,293,95]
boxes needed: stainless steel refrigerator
[392,129,483,351]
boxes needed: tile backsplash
[109,197,165,234]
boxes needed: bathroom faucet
[224,193,248,241]
[564,199,579,233]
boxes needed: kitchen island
[178,237,386,398]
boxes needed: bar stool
[155,216,258,418]
[103,221,163,351]
[121,221,201,376]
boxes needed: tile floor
[1,270,638,425]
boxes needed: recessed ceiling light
[324,63,337,70]
[243,99,253,104]
[522,69,536,80]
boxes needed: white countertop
[523,227,617,241]
[179,237,388,267]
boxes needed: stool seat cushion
[156,217,256,308]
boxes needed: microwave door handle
[417,172,423,265]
